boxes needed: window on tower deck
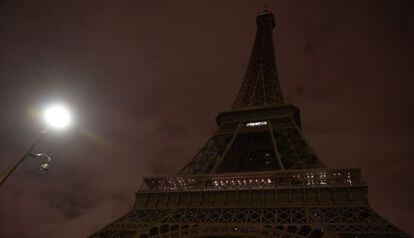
[216,131,282,173]
[246,121,267,127]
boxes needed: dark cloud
[0,0,412,237]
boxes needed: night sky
[0,1,413,237]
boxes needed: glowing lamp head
[44,105,71,129]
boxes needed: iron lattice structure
[91,10,409,238]
[232,11,283,109]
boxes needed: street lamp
[44,105,71,129]
[0,104,72,186]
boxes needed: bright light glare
[44,105,71,128]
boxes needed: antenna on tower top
[259,4,271,15]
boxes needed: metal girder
[90,206,407,238]
[232,11,283,109]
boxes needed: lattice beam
[232,10,284,109]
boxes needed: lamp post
[0,104,71,186]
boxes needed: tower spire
[232,10,284,109]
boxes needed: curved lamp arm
[0,129,49,186]
[29,153,52,173]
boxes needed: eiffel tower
[91,10,409,238]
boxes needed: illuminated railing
[142,169,363,191]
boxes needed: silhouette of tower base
[92,169,407,237]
